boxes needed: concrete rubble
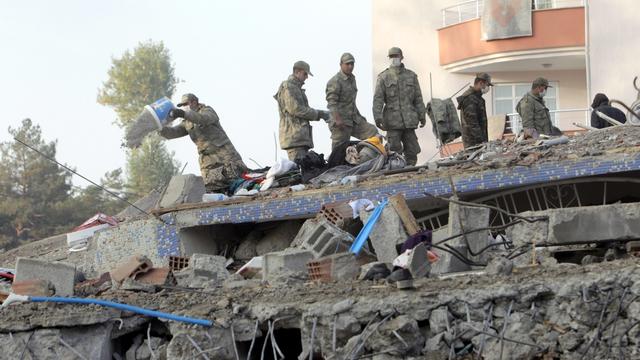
[2,127,640,358]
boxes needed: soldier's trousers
[329,120,378,150]
[386,129,421,166]
[285,146,310,161]
[199,144,248,193]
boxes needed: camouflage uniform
[274,74,324,160]
[516,91,553,135]
[373,62,426,166]
[325,58,378,150]
[160,103,246,193]
[457,87,488,148]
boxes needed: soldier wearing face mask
[160,93,247,193]
[516,77,554,135]
[457,73,492,148]
[373,47,426,167]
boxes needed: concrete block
[509,203,640,247]
[307,252,360,282]
[15,257,76,296]
[361,205,408,263]
[291,219,353,258]
[407,242,431,278]
[159,174,205,208]
[190,253,229,281]
[11,279,55,296]
[430,229,471,275]
[110,255,152,283]
[447,202,490,256]
[429,307,452,334]
[263,249,314,282]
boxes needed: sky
[0,0,373,186]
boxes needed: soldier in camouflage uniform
[325,53,378,150]
[516,77,554,135]
[457,73,492,148]
[160,93,247,193]
[372,47,426,166]
[274,61,330,161]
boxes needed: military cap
[532,77,552,88]
[388,47,403,57]
[340,52,355,64]
[177,93,199,107]
[293,60,313,76]
[475,73,493,86]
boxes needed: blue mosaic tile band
[169,153,640,226]
[156,223,180,257]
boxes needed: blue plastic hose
[350,199,388,255]
[29,296,212,327]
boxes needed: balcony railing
[506,108,590,135]
[441,0,585,28]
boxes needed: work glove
[419,118,427,128]
[169,108,186,119]
[375,119,385,131]
[318,110,330,121]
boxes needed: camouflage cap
[532,77,552,88]
[177,93,198,107]
[293,60,313,76]
[475,73,493,86]
[388,47,403,57]
[340,52,355,64]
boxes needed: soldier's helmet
[388,47,403,57]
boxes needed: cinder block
[318,202,354,228]
[110,255,152,283]
[263,249,314,282]
[15,258,76,296]
[291,219,353,258]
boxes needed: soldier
[274,61,330,161]
[457,73,492,148]
[373,47,426,166]
[516,77,554,135]
[160,93,247,193]
[325,52,378,150]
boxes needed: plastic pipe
[350,199,388,255]
[29,296,212,327]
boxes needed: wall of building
[587,0,640,113]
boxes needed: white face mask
[539,89,547,97]
[390,58,402,67]
[481,86,490,94]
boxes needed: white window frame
[492,81,560,133]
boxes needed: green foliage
[97,40,178,127]
[97,40,181,199]
[126,133,181,198]
[0,119,73,249]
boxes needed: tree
[97,40,181,198]
[126,134,180,198]
[0,119,73,248]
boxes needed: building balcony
[438,0,585,73]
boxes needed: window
[493,82,558,133]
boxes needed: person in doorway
[516,77,555,135]
[590,93,627,128]
[160,93,247,194]
[372,47,426,166]
[325,52,378,150]
[274,61,330,161]
[457,73,492,148]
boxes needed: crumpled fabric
[348,199,375,218]
[309,154,387,185]
[260,159,298,191]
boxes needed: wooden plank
[388,194,421,236]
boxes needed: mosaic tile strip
[169,153,640,227]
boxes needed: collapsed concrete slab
[508,202,640,247]
[14,257,76,296]
[159,174,205,208]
